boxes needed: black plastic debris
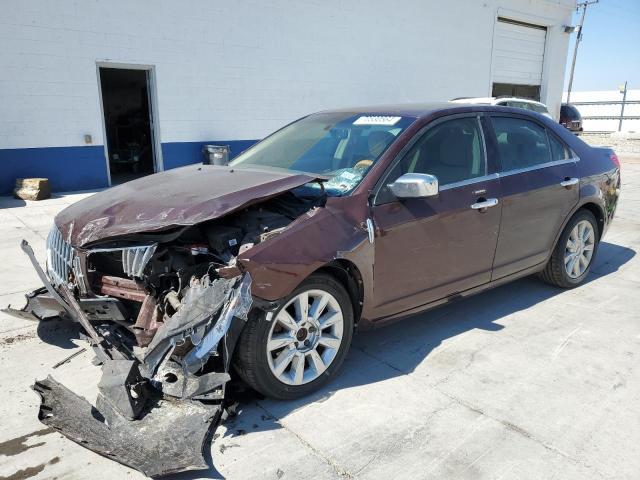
[33,376,221,477]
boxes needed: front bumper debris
[33,376,220,477]
[2,286,65,321]
[11,239,254,477]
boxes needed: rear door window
[491,117,551,171]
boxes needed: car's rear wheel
[540,209,599,288]
[234,273,354,399]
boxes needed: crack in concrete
[5,210,47,241]
[253,402,353,479]
[351,401,454,477]
[435,390,611,480]
[353,339,612,479]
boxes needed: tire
[540,209,599,288]
[234,273,354,400]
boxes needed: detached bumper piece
[12,239,255,477]
[2,287,66,322]
[33,376,221,477]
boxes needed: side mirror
[389,173,439,199]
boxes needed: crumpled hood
[56,164,319,247]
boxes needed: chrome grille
[46,226,74,286]
[121,244,157,278]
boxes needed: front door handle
[470,198,499,211]
[560,177,579,188]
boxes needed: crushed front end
[6,190,324,476]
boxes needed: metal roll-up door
[491,17,547,100]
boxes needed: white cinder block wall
[0,0,575,192]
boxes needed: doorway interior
[98,66,157,185]
[492,82,541,101]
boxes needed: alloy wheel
[266,289,344,386]
[564,220,595,278]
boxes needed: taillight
[610,152,620,169]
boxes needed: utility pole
[566,0,599,104]
[619,81,628,132]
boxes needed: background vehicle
[451,96,553,118]
[560,103,584,133]
[12,103,620,474]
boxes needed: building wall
[0,0,575,194]
[563,90,640,133]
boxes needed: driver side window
[377,117,486,204]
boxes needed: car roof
[451,97,495,104]
[321,102,457,117]
[317,102,546,120]
[494,97,547,107]
[451,96,547,107]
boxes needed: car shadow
[208,241,635,476]
[35,317,82,349]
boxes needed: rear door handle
[560,177,579,188]
[471,198,499,211]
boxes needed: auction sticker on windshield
[353,116,401,125]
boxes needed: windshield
[230,112,415,196]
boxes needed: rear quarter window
[548,132,571,161]
[491,117,551,171]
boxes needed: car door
[488,115,579,279]
[370,115,502,318]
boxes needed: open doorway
[492,83,541,101]
[99,67,157,184]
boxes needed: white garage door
[491,17,547,86]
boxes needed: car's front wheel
[540,209,599,288]
[234,273,354,399]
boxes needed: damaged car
[7,103,620,476]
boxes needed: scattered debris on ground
[0,332,36,346]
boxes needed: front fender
[237,199,371,304]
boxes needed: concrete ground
[1,158,639,480]
[581,133,640,155]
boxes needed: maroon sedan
[10,103,620,475]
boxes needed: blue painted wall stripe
[0,145,109,194]
[1,140,259,195]
[161,140,257,170]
